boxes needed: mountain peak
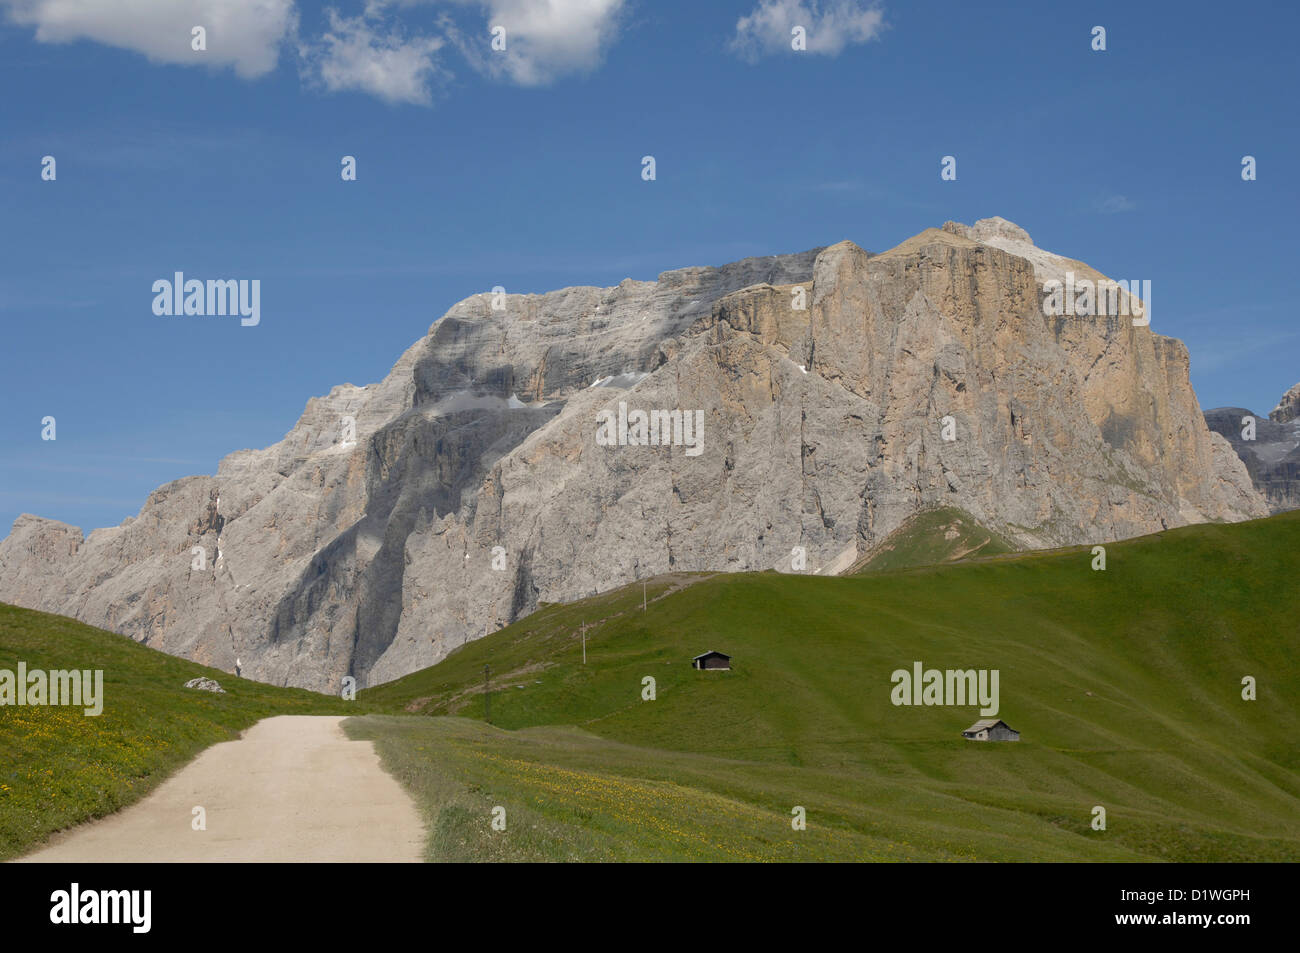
[943,216,1034,247]
[1270,382,1300,423]
[0,221,1266,692]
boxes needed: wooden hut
[691,650,731,671]
[961,718,1019,741]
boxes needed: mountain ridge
[0,218,1265,691]
[1204,385,1300,513]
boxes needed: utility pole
[581,621,587,665]
[483,663,491,723]
[643,580,647,612]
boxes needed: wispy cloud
[3,0,633,105]
[729,0,886,63]
[298,8,446,105]
[1091,194,1137,215]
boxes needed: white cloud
[0,0,297,78]
[2,0,629,103]
[299,9,446,105]
[377,0,627,86]
[729,0,886,62]
[468,0,626,86]
[1092,194,1137,215]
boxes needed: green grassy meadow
[4,511,1297,862]
[849,506,1018,573]
[353,511,1300,861]
[0,604,354,860]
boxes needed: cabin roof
[964,718,1012,731]
[692,650,730,661]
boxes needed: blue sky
[1,0,1297,534]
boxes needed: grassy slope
[355,512,1300,861]
[849,506,1017,573]
[0,604,353,860]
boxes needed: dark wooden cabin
[691,650,731,671]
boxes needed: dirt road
[19,716,425,862]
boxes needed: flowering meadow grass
[0,604,352,860]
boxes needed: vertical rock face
[1271,382,1300,424]
[0,220,1266,692]
[1205,383,1300,514]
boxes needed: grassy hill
[6,512,1297,863]
[847,506,1017,573]
[354,511,1300,861]
[0,604,352,860]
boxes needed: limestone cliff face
[0,220,1266,691]
[942,218,1262,528]
[1205,380,1300,514]
[1271,383,1300,424]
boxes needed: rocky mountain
[1204,382,1300,513]
[0,218,1267,692]
[1271,382,1300,424]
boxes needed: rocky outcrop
[183,677,225,693]
[0,220,1266,692]
[1205,390,1300,513]
[1271,382,1300,424]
